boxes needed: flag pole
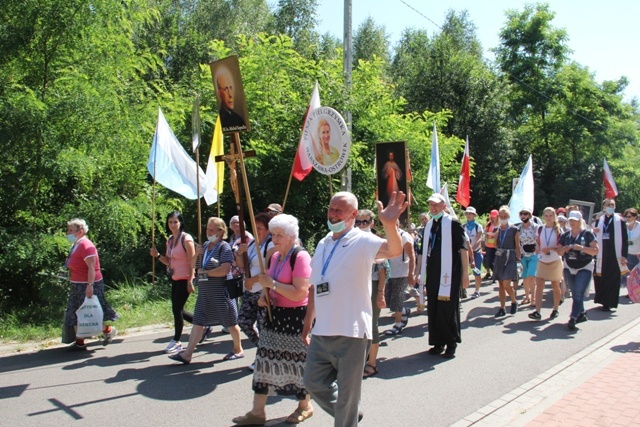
[329,174,333,197]
[195,146,202,245]
[150,114,159,285]
[282,159,296,213]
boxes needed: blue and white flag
[508,155,534,223]
[426,122,441,192]
[148,108,207,199]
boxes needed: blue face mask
[327,220,347,233]
[66,233,77,243]
[605,207,615,215]
[431,212,444,220]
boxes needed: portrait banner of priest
[376,141,408,226]
[210,55,250,134]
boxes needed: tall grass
[0,276,195,343]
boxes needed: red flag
[292,82,321,181]
[456,136,471,207]
[603,158,618,198]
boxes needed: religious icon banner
[210,55,250,134]
[376,141,409,226]
[301,107,351,176]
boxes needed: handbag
[75,296,104,338]
[224,277,244,300]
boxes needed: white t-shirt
[628,222,640,256]
[538,226,561,263]
[388,231,414,278]
[247,238,275,292]
[310,228,383,339]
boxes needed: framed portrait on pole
[210,55,250,134]
[376,141,408,227]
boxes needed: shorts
[472,251,483,276]
[520,255,538,278]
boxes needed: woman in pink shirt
[150,211,196,354]
[232,214,314,426]
[64,218,118,351]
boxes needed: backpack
[168,232,189,251]
[267,246,307,271]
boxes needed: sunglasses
[626,215,636,219]
[519,213,530,216]
[355,219,372,226]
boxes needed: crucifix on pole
[215,133,272,321]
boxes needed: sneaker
[164,340,182,354]
[248,362,255,371]
[528,311,542,320]
[471,291,480,299]
[103,327,117,345]
[495,308,506,318]
[510,302,518,315]
[550,309,559,319]
[568,318,577,331]
[576,313,588,323]
[221,326,230,334]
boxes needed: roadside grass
[0,276,196,344]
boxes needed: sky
[316,0,639,103]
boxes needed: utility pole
[342,0,352,192]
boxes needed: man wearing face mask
[303,191,408,427]
[593,198,628,311]
[417,194,470,358]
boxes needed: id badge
[198,273,208,281]
[568,251,577,260]
[603,232,610,240]
[496,248,504,257]
[316,282,330,297]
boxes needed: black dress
[424,217,466,347]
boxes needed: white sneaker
[164,340,182,354]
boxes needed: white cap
[568,211,583,222]
[558,215,568,222]
[465,207,477,215]
[428,193,446,204]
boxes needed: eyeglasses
[626,215,636,219]
[355,219,372,226]
[519,213,530,216]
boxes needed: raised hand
[376,191,408,227]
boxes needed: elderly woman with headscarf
[64,218,118,351]
[232,214,314,426]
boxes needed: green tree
[353,17,390,67]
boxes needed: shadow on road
[610,341,640,353]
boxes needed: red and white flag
[292,82,321,181]
[603,158,618,198]
[455,136,471,208]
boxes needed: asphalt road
[1,281,638,426]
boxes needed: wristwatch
[272,281,278,292]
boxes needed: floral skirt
[65,280,118,327]
[252,305,308,400]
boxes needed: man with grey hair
[417,193,469,358]
[303,191,408,426]
[216,68,246,131]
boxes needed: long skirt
[253,305,308,400]
[65,280,118,326]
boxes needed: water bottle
[580,236,585,247]
[517,262,523,276]
[473,267,481,275]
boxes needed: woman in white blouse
[622,208,640,287]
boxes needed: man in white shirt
[303,191,407,427]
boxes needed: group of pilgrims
[61,194,637,426]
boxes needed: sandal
[168,352,191,365]
[384,325,403,335]
[223,352,245,361]
[363,364,378,378]
[286,407,314,424]
[232,412,266,426]
[521,297,531,305]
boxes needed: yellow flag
[203,116,224,205]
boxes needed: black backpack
[267,246,307,271]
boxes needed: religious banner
[301,107,350,175]
[376,141,409,226]
[210,55,250,134]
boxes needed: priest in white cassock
[418,193,469,358]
